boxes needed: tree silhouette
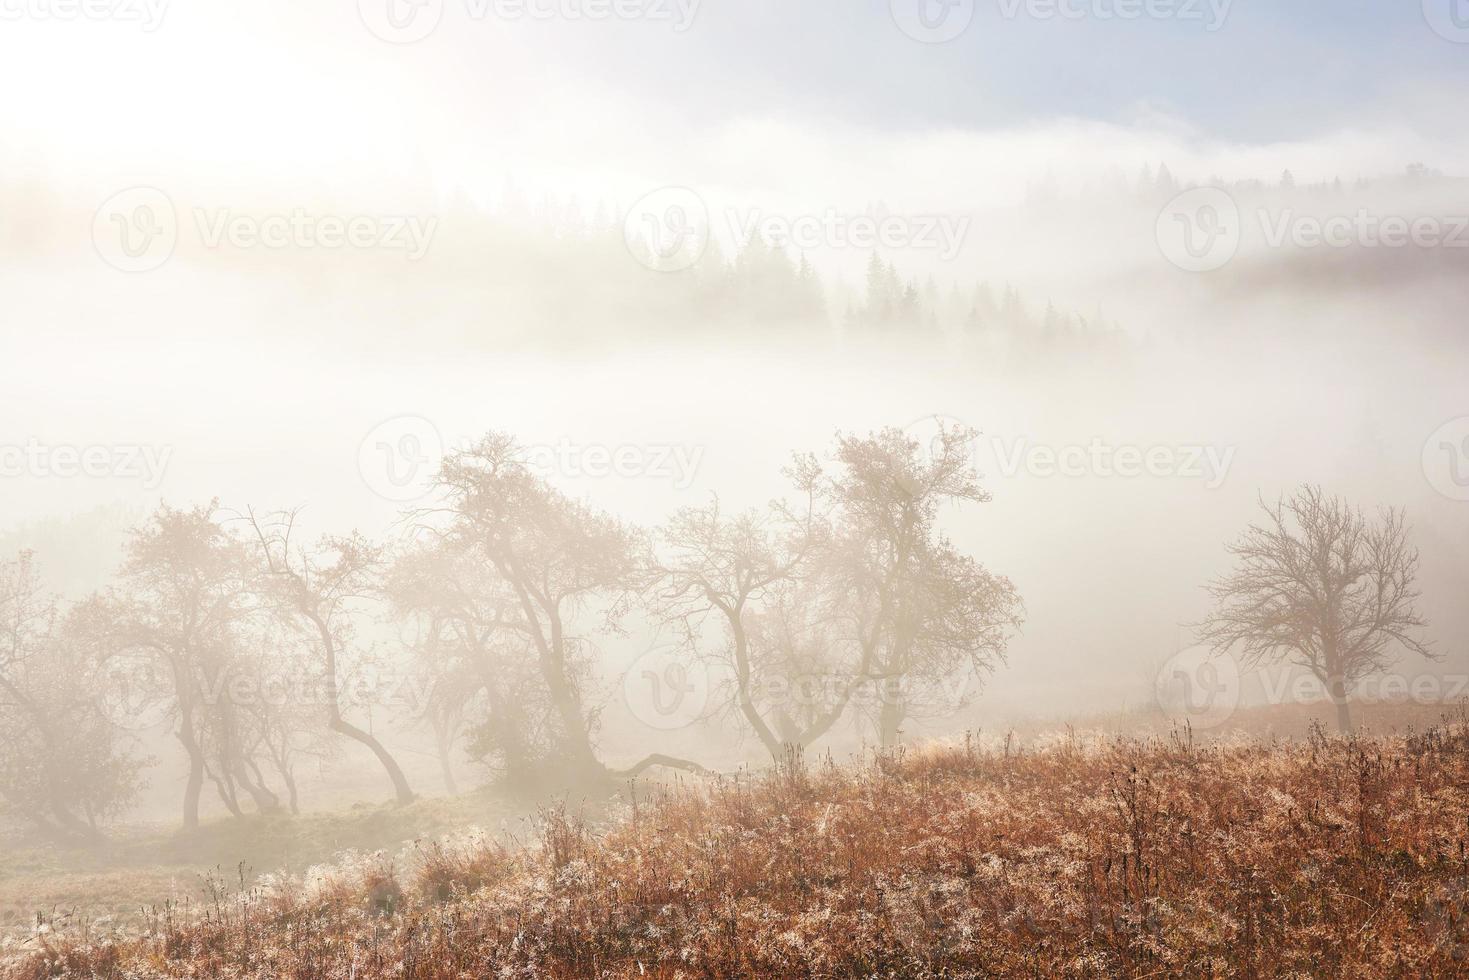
[1197,486,1432,732]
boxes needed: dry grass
[7,723,1469,978]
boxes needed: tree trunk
[238,758,281,812]
[330,715,416,804]
[308,608,415,805]
[879,697,904,748]
[435,721,459,796]
[1328,675,1353,734]
[277,760,300,815]
[208,763,244,817]
[178,710,206,831]
[540,628,606,780]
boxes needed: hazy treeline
[0,425,1026,836]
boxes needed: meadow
[7,708,1469,978]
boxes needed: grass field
[0,790,524,942]
[5,704,1469,978]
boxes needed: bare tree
[649,461,848,760]
[823,425,1022,746]
[422,433,705,786]
[0,553,144,839]
[1197,486,1432,732]
[387,536,552,789]
[103,504,255,830]
[245,510,415,805]
[653,426,1022,754]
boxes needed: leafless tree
[1197,486,1432,732]
[245,509,415,805]
[653,425,1022,753]
[386,536,551,790]
[420,433,705,786]
[0,552,144,839]
[649,459,846,760]
[823,425,1023,746]
[103,503,256,830]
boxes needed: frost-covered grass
[9,722,1469,978]
[0,790,519,943]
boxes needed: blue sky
[549,0,1467,141]
[3,0,1464,196]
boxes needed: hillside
[8,722,1469,978]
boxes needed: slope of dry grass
[7,723,1469,978]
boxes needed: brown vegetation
[9,722,1469,978]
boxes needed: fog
[2,2,1468,944]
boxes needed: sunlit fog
[2,2,1468,975]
